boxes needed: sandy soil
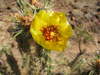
[0,0,100,75]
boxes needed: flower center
[41,25,58,41]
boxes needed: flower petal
[35,10,50,23]
[50,12,67,25]
[30,10,72,51]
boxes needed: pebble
[81,6,89,13]
[72,9,84,17]
[84,13,93,21]
[72,2,87,9]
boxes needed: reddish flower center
[41,25,58,41]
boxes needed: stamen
[41,25,58,41]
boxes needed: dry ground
[0,0,100,75]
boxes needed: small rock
[91,11,97,15]
[87,0,97,8]
[11,8,18,12]
[84,13,93,20]
[72,9,84,17]
[81,6,89,13]
[72,2,87,9]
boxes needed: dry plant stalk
[30,0,43,7]
[30,0,38,5]
[21,15,33,26]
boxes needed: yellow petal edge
[30,10,72,51]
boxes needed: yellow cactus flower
[30,10,72,51]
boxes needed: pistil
[41,25,58,41]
